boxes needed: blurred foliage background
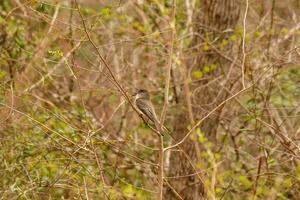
[0,0,300,199]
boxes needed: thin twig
[164,57,287,152]
[241,0,249,88]
[164,178,184,200]
[83,177,90,200]
[160,0,176,125]
[74,0,147,129]
[47,2,60,34]
[0,102,91,153]
[164,85,253,152]
[158,135,164,200]
[23,38,83,93]
[252,156,262,199]
[0,83,14,124]
[220,178,233,200]
[267,0,276,56]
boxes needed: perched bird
[134,89,164,136]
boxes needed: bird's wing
[135,99,159,124]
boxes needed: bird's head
[134,89,150,100]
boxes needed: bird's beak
[132,92,137,97]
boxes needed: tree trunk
[166,1,240,199]
[194,0,241,139]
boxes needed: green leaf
[283,178,293,188]
[100,8,111,17]
[230,34,238,42]
[0,70,6,80]
[210,64,217,71]
[203,65,210,74]
[221,39,228,46]
[215,187,222,194]
[123,185,135,197]
[254,31,262,37]
[193,70,203,79]
[197,131,207,143]
[202,43,210,51]
[239,175,252,189]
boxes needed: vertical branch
[183,0,196,124]
[91,141,107,186]
[83,177,90,200]
[252,156,262,199]
[158,135,164,200]
[68,0,75,94]
[90,138,110,200]
[47,2,60,34]
[267,0,276,56]
[160,0,176,125]
[241,0,249,88]
[184,78,194,124]
[158,1,176,199]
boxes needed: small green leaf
[221,39,228,46]
[100,8,111,17]
[230,34,238,42]
[254,31,262,37]
[0,70,7,79]
[210,64,217,71]
[193,70,203,79]
[123,185,135,197]
[202,43,210,51]
[119,14,127,22]
[203,65,210,74]
[283,178,293,188]
[198,132,207,143]
[239,175,252,189]
[215,187,222,194]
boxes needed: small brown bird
[134,89,163,136]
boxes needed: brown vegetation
[1,0,300,199]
